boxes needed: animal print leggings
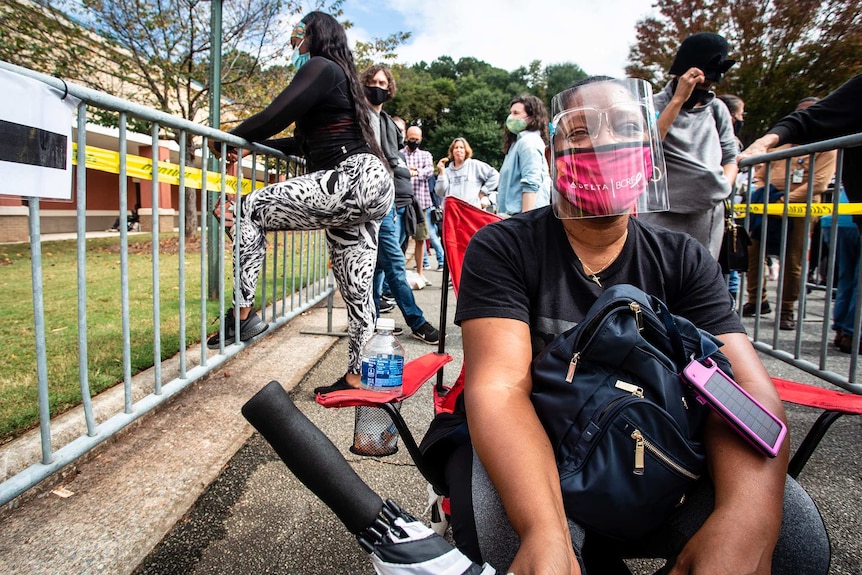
[234,153,394,374]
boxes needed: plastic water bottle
[360,317,405,395]
[353,318,405,456]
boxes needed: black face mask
[733,119,744,136]
[364,86,389,106]
[406,140,420,151]
[682,88,710,109]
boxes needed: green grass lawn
[0,231,325,444]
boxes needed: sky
[338,0,658,77]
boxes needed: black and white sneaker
[380,295,396,311]
[392,326,404,336]
[411,322,439,345]
[207,308,268,349]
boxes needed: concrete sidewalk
[1,271,860,574]
[0,291,351,575]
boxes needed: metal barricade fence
[737,132,862,395]
[0,61,334,506]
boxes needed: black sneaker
[411,322,440,345]
[379,301,396,313]
[207,308,268,349]
[392,326,404,336]
[313,375,358,395]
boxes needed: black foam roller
[241,380,384,534]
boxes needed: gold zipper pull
[565,352,580,383]
[631,430,645,475]
[615,380,644,398]
[629,302,643,331]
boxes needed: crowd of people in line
[204,11,861,573]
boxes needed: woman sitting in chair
[439,77,829,574]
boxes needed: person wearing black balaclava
[639,32,739,260]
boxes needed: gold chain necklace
[565,228,628,288]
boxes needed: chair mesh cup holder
[351,404,402,456]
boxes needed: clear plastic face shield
[549,78,669,219]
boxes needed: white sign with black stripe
[0,68,79,200]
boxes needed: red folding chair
[316,197,501,495]
[432,197,503,414]
[771,377,862,478]
[316,352,453,485]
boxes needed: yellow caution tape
[71,143,267,195]
[734,203,862,217]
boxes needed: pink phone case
[682,358,787,457]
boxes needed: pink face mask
[555,143,653,217]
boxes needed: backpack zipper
[565,352,580,383]
[630,429,699,480]
[564,300,646,383]
[629,302,643,331]
[615,380,643,397]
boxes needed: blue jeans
[727,271,739,295]
[423,206,445,267]
[380,205,409,295]
[832,226,860,335]
[395,205,409,250]
[374,205,427,331]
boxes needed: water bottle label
[361,358,376,388]
[362,354,403,389]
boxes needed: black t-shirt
[230,57,371,171]
[455,207,745,357]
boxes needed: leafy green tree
[511,60,545,98]
[426,56,458,80]
[544,62,589,100]
[426,87,510,167]
[389,66,458,133]
[626,0,862,142]
[383,56,590,167]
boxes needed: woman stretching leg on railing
[207,11,393,394]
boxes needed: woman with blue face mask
[496,94,552,215]
[207,11,394,395]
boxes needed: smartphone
[682,358,787,458]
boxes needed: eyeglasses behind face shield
[548,79,670,219]
[551,103,648,148]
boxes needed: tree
[353,31,412,71]
[385,56,589,167]
[511,60,545,98]
[75,0,307,235]
[426,87,510,167]
[387,58,512,165]
[0,0,411,235]
[389,65,458,133]
[625,0,862,142]
[0,0,132,92]
[544,62,589,101]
